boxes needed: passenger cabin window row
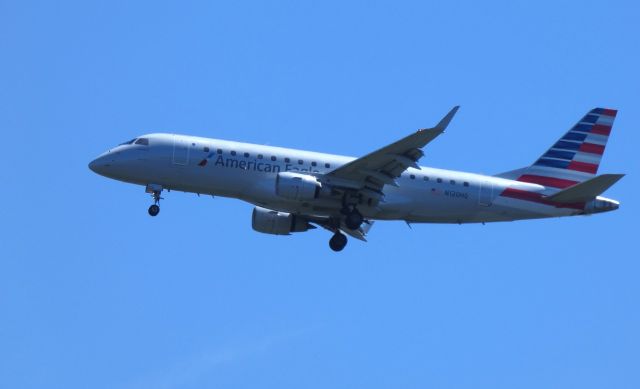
[204,148,332,169]
[408,173,469,187]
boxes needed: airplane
[89,107,623,251]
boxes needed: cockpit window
[134,138,149,146]
[119,138,136,146]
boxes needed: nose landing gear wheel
[329,232,348,252]
[148,204,160,216]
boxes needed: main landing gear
[146,184,163,217]
[329,231,348,252]
[342,206,363,230]
[329,200,363,252]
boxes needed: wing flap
[313,219,375,242]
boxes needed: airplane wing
[320,106,459,201]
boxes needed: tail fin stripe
[573,124,593,132]
[554,140,581,150]
[518,174,578,188]
[573,124,613,134]
[543,150,575,160]
[585,133,608,145]
[596,116,615,125]
[551,147,601,158]
[563,132,588,141]
[600,108,617,116]
[572,151,601,164]
[591,124,612,135]
[582,114,600,123]
[567,161,598,174]
[526,166,594,181]
[535,158,570,169]
[579,143,605,155]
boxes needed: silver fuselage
[89,133,618,223]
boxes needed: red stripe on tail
[500,188,585,210]
[517,174,578,189]
[567,161,598,174]
[579,142,605,155]
[591,124,611,135]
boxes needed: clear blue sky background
[1,1,638,388]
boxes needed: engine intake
[251,206,314,235]
[275,172,321,201]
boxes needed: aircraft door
[173,135,190,165]
[479,180,493,207]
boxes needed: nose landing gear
[146,184,163,217]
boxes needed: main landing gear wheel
[329,232,348,252]
[148,204,160,216]
[344,209,363,230]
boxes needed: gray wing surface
[320,106,459,200]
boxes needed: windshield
[119,138,136,146]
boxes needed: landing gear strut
[329,232,348,252]
[146,184,163,217]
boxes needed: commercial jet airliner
[89,107,623,251]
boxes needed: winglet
[435,106,460,131]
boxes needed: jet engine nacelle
[251,206,314,235]
[275,172,321,201]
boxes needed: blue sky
[1,1,638,388]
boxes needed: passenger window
[244,152,250,158]
[203,146,209,152]
[463,181,469,187]
[423,176,429,181]
[231,151,236,156]
[217,149,222,154]
[285,158,290,163]
[311,162,317,167]
[450,180,455,185]
[257,154,263,159]
[298,159,303,165]
[410,174,415,179]
[325,163,330,168]
[437,178,442,183]
[271,156,276,161]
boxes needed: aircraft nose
[88,152,112,175]
[88,158,98,173]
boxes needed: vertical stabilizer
[513,108,617,189]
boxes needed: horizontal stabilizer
[545,174,624,203]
